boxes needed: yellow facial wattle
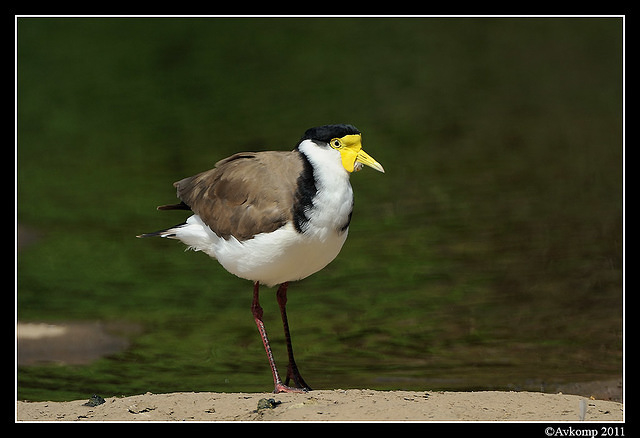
[330,134,385,173]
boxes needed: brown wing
[170,151,304,241]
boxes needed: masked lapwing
[138,124,384,393]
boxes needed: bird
[137,124,384,393]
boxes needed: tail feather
[157,201,191,211]
[136,222,186,239]
[137,201,191,238]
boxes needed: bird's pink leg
[251,281,308,393]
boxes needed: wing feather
[172,151,304,241]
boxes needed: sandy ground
[16,389,623,422]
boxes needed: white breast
[173,216,348,287]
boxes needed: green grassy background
[17,17,623,401]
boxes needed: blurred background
[16,17,623,402]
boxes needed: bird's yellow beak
[333,134,385,174]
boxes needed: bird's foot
[273,382,310,394]
[285,364,312,391]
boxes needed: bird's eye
[332,139,342,149]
